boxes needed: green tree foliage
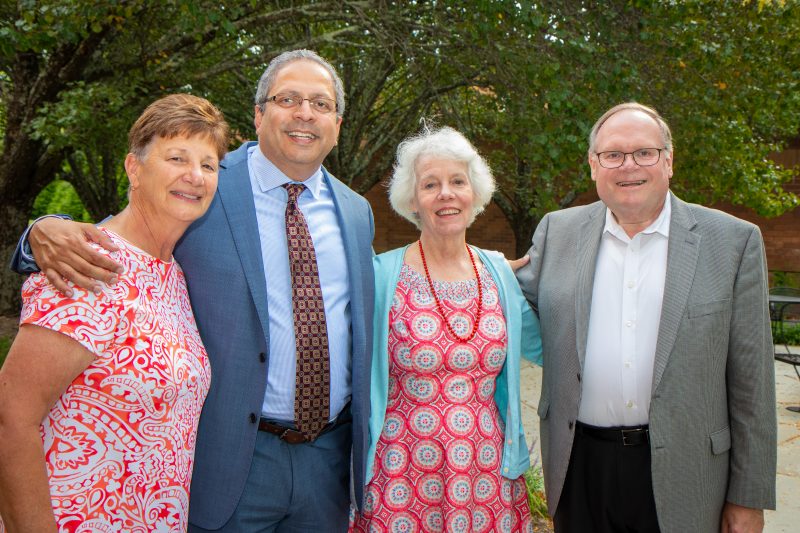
[1,0,798,312]
[31,180,92,222]
[0,0,484,314]
[436,0,800,255]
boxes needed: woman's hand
[29,217,122,297]
[507,255,530,272]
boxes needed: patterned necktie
[283,183,330,440]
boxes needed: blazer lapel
[217,146,271,339]
[652,193,700,392]
[575,202,605,367]
[326,170,365,286]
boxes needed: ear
[588,154,598,182]
[409,186,420,216]
[254,104,263,131]
[124,153,141,189]
[664,150,674,179]
[333,115,343,145]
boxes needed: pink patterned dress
[351,264,532,533]
[1,230,211,533]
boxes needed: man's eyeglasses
[264,92,337,114]
[595,148,665,168]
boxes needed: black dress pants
[554,422,661,533]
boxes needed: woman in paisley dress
[0,94,229,533]
[351,125,543,533]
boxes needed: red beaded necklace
[418,240,482,342]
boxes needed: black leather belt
[576,421,650,446]
[259,405,351,444]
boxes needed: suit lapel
[652,193,700,392]
[575,202,605,366]
[217,145,271,339]
[326,171,364,282]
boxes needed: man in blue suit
[11,50,375,531]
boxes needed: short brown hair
[128,94,230,161]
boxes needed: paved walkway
[519,350,800,532]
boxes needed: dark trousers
[554,422,661,533]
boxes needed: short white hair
[389,125,495,229]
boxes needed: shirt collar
[603,192,671,242]
[248,145,324,199]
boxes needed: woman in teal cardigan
[351,125,542,532]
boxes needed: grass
[524,458,549,520]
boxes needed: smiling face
[125,133,219,227]
[253,59,342,181]
[589,109,673,231]
[410,157,475,240]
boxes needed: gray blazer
[177,142,375,529]
[516,193,776,532]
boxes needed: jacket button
[259,352,266,363]
[249,413,257,423]
[568,421,574,430]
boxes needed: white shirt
[247,146,352,422]
[578,195,671,427]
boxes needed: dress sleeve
[19,270,124,360]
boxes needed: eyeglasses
[595,147,665,168]
[264,92,337,114]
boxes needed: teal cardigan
[366,245,543,483]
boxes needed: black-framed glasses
[595,147,666,168]
[264,92,337,114]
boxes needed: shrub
[773,322,800,346]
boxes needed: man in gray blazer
[516,102,776,532]
[11,50,375,532]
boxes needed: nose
[438,183,455,199]
[619,152,638,169]
[185,164,205,186]
[293,99,315,120]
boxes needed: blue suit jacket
[175,142,375,528]
[176,142,374,528]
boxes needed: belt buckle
[279,427,308,443]
[621,428,644,446]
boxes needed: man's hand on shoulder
[721,502,764,533]
[30,218,122,297]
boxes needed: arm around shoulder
[9,215,72,273]
[19,216,122,297]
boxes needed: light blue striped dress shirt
[247,145,352,422]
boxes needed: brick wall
[366,147,800,272]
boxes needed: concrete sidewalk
[519,352,800,532]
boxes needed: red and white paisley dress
[0,229,210,533]
[351,264,532,533]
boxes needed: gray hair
[588,102,673,155]
[389,124,495,229]
[254,49,345,117]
